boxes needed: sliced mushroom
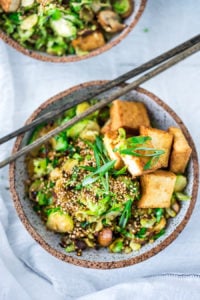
[72,30,105,52]
[97,10,126,33]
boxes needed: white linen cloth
[0,1,200,299]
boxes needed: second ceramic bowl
[0,0,146,62]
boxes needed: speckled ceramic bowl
[0,0,146,63]
[9,81,199,269]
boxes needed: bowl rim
[9,80,199,269]
[0,0,146,63]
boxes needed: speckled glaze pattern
[0,0,146,63]
[9,81,199,269]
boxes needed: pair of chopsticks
[0,34,200,168]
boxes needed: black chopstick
[0,40,200,169]
[0,34,200,145]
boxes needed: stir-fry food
[0,0,134,56]
[26,99,192,255]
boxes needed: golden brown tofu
[140,126,173,169]
[138,170,176,208]
[103,131,124,169]
[121,155,146,177]
[0,0,20,11]
[169,127,192,173]
[110,100,150,132]
[72,31,105,52]
[119,136,156,177]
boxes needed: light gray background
[0,1,200,299]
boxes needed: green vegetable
[62,159,78,173]
[20,14,38,30]
[50,18,77,38]
[67,119,100,141]
[135,227,147,239]
[79,121,100,141]
[64,106,76,119]
[49,9,62,21]
[174,175,187,192]
[70,0,93,13]
[80,196,110,217]
[93,160,116,176]
[29,179,42,192]
[113,0,132,15]
[82,136,115,193]
[47,36,68,56]
[109,238,123,253]
[153,229,166,240]
[67,119,89,138]
[140,217,156,228]
[28,124,44,144]
[129,241,141,251]
[115,135,165,170]
[119,199,133,228]
[166,208,176,217]
[94,135,110,163]
[52,132,68,152]
[18,27,35,41]
[65,244,75,253]
[91,0,111,12]
[82,160,116,187]
[37,191,52,206]
[33,158,48,177]
[155,208,164,222]
[127,136,151,145]
[76,102,90,115]
[80,221,90,228]
[46,209,74,233]
[29,179,43,200]
[8,12,21,24]
[120,147,165,158]
[112,166,127,177]
[175,192,191,201]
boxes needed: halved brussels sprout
[174,175,187,192]
[51,18,77,38]
[46,210,74,233]
[62,159,78,173]
[20,14,38,30]
[76,102,90,115]
[113,0,134,18]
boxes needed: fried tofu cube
[168,127,192,173]
[118,135,157,177]
[0,0,20,12]
[138,170,176,208]
[103,131,124,169]
[110,100,150,132]
[140,126,173,169]
[121,155,147,177]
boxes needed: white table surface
[0,1,200,299]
